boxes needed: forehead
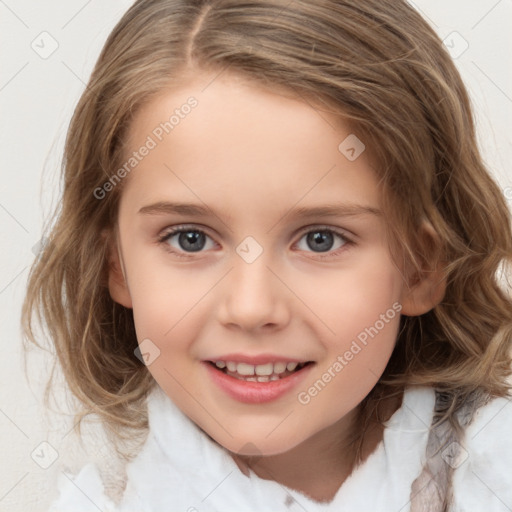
[119,71,382,219]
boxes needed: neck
[233,405,361,503]
[231,391,403,503]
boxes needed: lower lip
[202,361,315,404]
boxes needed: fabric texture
[48,385,512,512]
[409,388,492,512]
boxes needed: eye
[158,225,216,258]
[158,224,354,260]
[294,227,352,259]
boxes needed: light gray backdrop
[1,1,511,511]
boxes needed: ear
[399,222,447,316]
[102,229,133,309]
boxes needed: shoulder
[48,463,118,512]
[453,393,512,511]
[465,393,512,455]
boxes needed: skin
[107,70,445,502]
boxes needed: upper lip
[204,353,314,365]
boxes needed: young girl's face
[109,70,414,457]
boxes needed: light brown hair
[22,0,512,485]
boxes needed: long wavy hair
[22,0,512,489]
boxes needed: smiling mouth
[206,360,315,382]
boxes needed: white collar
[120,385,435,511]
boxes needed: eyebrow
[138,201,381,219]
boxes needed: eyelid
[158,223,214,239]
[158,223,356,242]
[293,223,355,242]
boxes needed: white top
[48,385,512,511]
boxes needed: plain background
[1,1,511,510]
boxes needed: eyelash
[157,224,354,260]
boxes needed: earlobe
[103,229,133,309]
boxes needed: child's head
[23,0,512,459]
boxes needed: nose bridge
[218,242,290,331]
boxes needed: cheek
[340,266,402,340]
[297,314,400,427]
[124,244,209,335]
[298,247,403,343]
[337,257,402,372]
[296,250,402,404]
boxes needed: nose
[217,253,291,333]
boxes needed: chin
[216,432,302,458]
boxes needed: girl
[22,0,512,510]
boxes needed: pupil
[307,231,333,252]
[179,231,205,252]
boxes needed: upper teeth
[214,361,300,375]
